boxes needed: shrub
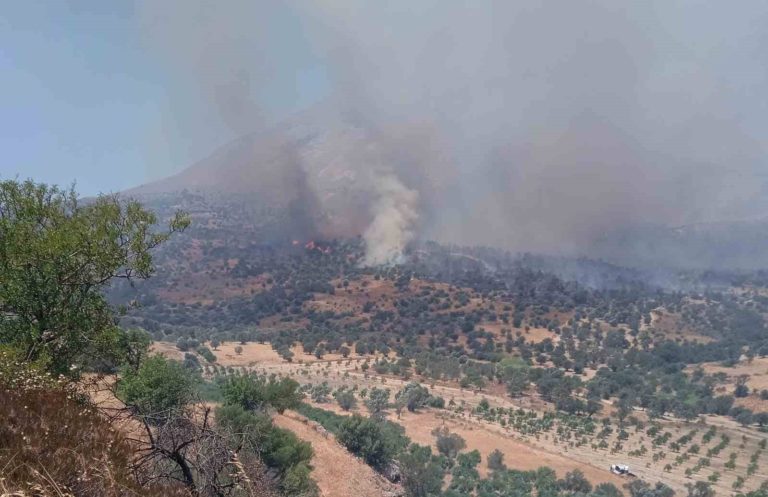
[335,390,357,411]
[222,374,301,413]
[365,387,390,419]
[337,415,407,470]
[594,483,623,497]
[295,402,346,434]
[625,480,675,497]
[487,449,506,471]
[119,355,196,424]
[432,426,466,459]
[398,444,444,497]
[396,382,430,412]
[197,345,217,363]
[215,404,315,495]
[559,469,592,494]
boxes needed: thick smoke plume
[362,172,419,266]
[140,0,768,267]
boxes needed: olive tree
[0,179,188,375]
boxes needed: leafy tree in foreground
[115,328,152,374]
[0,179,188,375]
[265,377,302,414]
[119,355,196,424]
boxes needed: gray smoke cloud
[302,1,768,256]
[139,0,768,266]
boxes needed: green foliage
[487,449,506,471]
[195,377,224,402]
[115,328,152,374]
[215,404,315,496]
[365,387,391,419]
[262,424,314,474]
[119,355,196,424]
[0,179,187,375]
[686,481,715,497]
[594,483,624,497]
[308,382,332,403]
[295,402,347,434]
[398,444,444,497]
[396,382,430,412]
[500,362,529,397]
[215,404,274,451]
[432,426,466,459]
[196,345,217,363]
[625,480,676,497]
[337,414,407,470]
[222,373,301,413]
[266,377,303,413]
[450,450,482,494]
[558,469,592,494]
[335,389,357,411]
[282,462,318,496]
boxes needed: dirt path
[274,411,400,497]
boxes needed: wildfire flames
[293,239,332,255]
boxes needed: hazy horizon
[3,1,768,264]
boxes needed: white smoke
[361,171,419,266]
[295,122,422,265]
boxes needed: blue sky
[0,2,329,195]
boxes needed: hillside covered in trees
[113,193,768,429]
[3,180,768,497]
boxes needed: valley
[153,340,768,496]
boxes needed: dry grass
[0,379,189,497]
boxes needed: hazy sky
[3,0,767,233]
[0,1,329,195]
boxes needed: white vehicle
[610,464,632,476]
